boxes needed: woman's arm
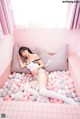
[17,53,26,68]
[34,54,45,69]
[37,59,45,69]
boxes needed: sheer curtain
[65,2,80,30]
[10,0,68,28]
[0,0,13,34]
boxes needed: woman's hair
[18,46,33,57]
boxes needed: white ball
[62,90,66,95]
[23,92,27,96]
[22,73,25,77]
[65,86,69,90]
[7,84,12,89]
[71,93,77,98]
[11,94,15,99]
[67,94,72,98]
[7,91,12,96]
[66,89,71,95]
[15,79,20,83]
[5,88,9,92]
[13,89,17,94]
[0,89,4,93]
[2,91,7,97]
[58,89,63,94]
[5,82,9,86]
[68,84,74,89]
[15,93,20,100]
[48,74,52,79]
[74,97,79,102]
[0,93,3,97]
[3,85,7,90]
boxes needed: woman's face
[21,50,29,58]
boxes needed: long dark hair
[18,46,33,57]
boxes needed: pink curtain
[65,3,80,30]
[0,0,13,34]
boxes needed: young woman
[18,46,76,104]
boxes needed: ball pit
[0,71,80,104]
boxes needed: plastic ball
[66,89,71,95]
[59,100,64,104]
[11,94,15,99]
[4,95,10,100]
[7,91,12,96]
[22,73,25,77]
[23,92,27,96]
[2,91,7,97]
[0,97,3,101]
[9,75,13,79]
[24,96,28,101]
[30,95,38,101]
[0,93,3,97]
[7,97,12,101]
[0,89,4,93]
[68,84,74,89]
[49,98,54,103]
[71,92,77,98]
[4,82,9,86]
[62,90,66,95]
[74,97,79,102]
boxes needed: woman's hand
[17,52,26,68]
[32,69,38,75]
[17,53,21,59]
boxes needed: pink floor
[0,101,80,119]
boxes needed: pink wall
[0,35,14,76]
[14,28,80,55]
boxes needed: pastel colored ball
[71,92,77,98]
[7,91,12,96]
[4,95,10,100]
[11,94,15,99]
[9,75,13,79]
[0,89,4,93]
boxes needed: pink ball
[19,97,24,101]
[59,100,64,104]
[70,89,74,93]
[4,95,10,100]
[17,82,21,87]
[71,88,76,92]
[63,82,68,86]
[7,97,12,101]
[27,93,31,99]
[48,85,53,90]
[53,88,58,92]
[0,98,3,101]
[9,75,13,79]
[12,72,16,77]
[53,99,59,103]
[49,98,54,103]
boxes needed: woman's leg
[24,80,39,96]
[38,69,77,104]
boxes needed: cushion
[11,45,31,73]
[34,44,68,72]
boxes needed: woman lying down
[18,46,76,104]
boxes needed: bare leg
[38,71,77,104]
